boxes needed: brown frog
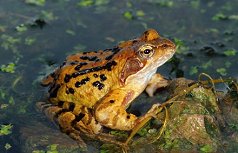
[38,29,176,148]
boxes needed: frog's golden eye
[138,44,155,59]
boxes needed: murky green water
[0,0,237,152]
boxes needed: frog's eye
[138,44,155,59]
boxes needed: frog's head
[137,29,176,70]
[120,29,176,84]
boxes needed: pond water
[0,0,237,152]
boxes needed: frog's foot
[146,73,169,97]
[95,133,126,145]
[68,130,88,151]
[36,101,88,150]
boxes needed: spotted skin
[39,29,176,147]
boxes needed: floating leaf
[25,0,45,6]
[191,0,200,9]
[0,124,13,136]
[225,61,231,68]
[47,144,59,153]
[208,28,219,34]
[9,96,15,105]
[95,0,110,6]
[174,38,189,54]
[40,11,57,21]
[212,12,228,21]
[151,0,174,7]
[66,29,76,36]
[0,25,6,32]
[25,37,36,45]
[229,15,238,20]
[15,24,27,33]
[123,11,133,20]
[73,44,86,51]
[4,143,11,150]
[32,150,45,153]
[77,0,94,7]
[200,144,214,153]
[216,68,227,76]
[224,49,237,56]
[136,10,145,17]
[189,66,198,75]
[0,104,9,109]
[1,34,21,52]
[0,63,16,73]
[202,60,212,69]
[126,1,132,7]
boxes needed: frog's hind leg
[36,101,88,148]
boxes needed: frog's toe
[146,74,169,97]
[69,132,88,150]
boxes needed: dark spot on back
[104,60,117,71]
[54,109,68,119]
[75,81,81,88]
[89,56,98,61]
[109,100,114,103]
[75,77,90,88]
[60,61,66,68]
[76,113,86,121]
[81,77,90,84]
[68,88,75,94]
[132,40,138,43]
[92,81,105,90]
[105,47,120,60]
[72,72,80,78]
[64,74,71,83]
[80,56,88,60]
[80,56,99,61]
[95,58,100,62]
[92,81,100,87]
[50,72,56,78]
[105,54,114,60]
[104,48,112,52]
[49,84,61,98]
[70,61,77,65]
[66,61,117,79]
[58,101,64,107]
[100,74,107,81]
[74,62,87,71]
[68,102,75,111]
[71,113,86,127]
[93,74,98,78]
[112,47,120,52]
[126,114,130,119]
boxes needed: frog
[38,29,176,148]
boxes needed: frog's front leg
[94,89,159,131]
[145,73,169,97]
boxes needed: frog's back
[42,47,123,108]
